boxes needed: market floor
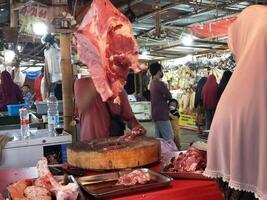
[180,129,202,150]
[140,121,204,150]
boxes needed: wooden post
[134,74,138,94]
[60,32,74,136]
[139,74,143,95]
[10,0,19,28]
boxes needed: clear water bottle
[19,108,30,138]
[47,92,59,133]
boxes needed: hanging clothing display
[34,74,44,102]
[194,77,207,108]
[201,75,218,110]
[12,68,26,87]
[217,70,232,100]
[44,44,62,83]
[204,5,267,200]
[0,71,23,111]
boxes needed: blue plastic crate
[7,103,28,116]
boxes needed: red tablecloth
[0,167,223,200]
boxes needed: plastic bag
[157,138,178,163]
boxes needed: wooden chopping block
[67,136,161,170]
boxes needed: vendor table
[0,129,72,168]
[0,167,223,200]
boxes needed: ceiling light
[142,49,149,56]
[17,45,22,52]
[33,21,48,36]
[4,50,15,63]
[0,9,4,11]
[182,35,193,46]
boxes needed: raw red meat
[76,0,143,102]
[7,179,33,200]
[116,170,151,186]
[166,147,207,173]
[117,127,145,142]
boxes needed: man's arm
[119,91,146,134]
[159,81,172,100]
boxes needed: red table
[0,167,223,200]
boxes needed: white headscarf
[204,5,267,200]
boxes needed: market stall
[0,129,71,168]
[160,52,234,131]
[0,162,223,200]
[0,0,261,199]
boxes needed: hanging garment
[34,74,44,102]
[217,70,232,100]
[201,75,218,110]
[0,71,23,111]
[194,77,207,108]
[204,6,267,200]
[12,68,26,87]
[44,45,62,83]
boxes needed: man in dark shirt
[149,63,175,142]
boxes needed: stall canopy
[191,16,237,38]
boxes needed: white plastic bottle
[47,92,59,133]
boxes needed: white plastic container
[35,100,63,115]
[129,101,152,121]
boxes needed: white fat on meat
[24,186,51,200]
[35,157,79,200]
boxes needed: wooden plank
[60,33,74,136]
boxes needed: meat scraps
[76,0,143,102]
[7,179,33,200]
[24,186,51,200]
[117,127,145,142]
[35,157,79,200]
[165,147,207,173]
[7,157,79,200]
[101,127,145,151]
[116,170,151,186]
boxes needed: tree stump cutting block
[67,136,161,170]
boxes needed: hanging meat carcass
[76,0,143,102]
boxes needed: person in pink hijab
[204,6,267,200]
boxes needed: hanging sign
[179,113,198,130]
[18,5,48,36]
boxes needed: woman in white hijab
[204,5,267,200]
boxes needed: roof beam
[152,42,227,51]
[163,1,243,25]
[119,0,143,11]
[194,39,227,45]
[136,3,178,22]
[136,1,241,38]
[150,51,188,57]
